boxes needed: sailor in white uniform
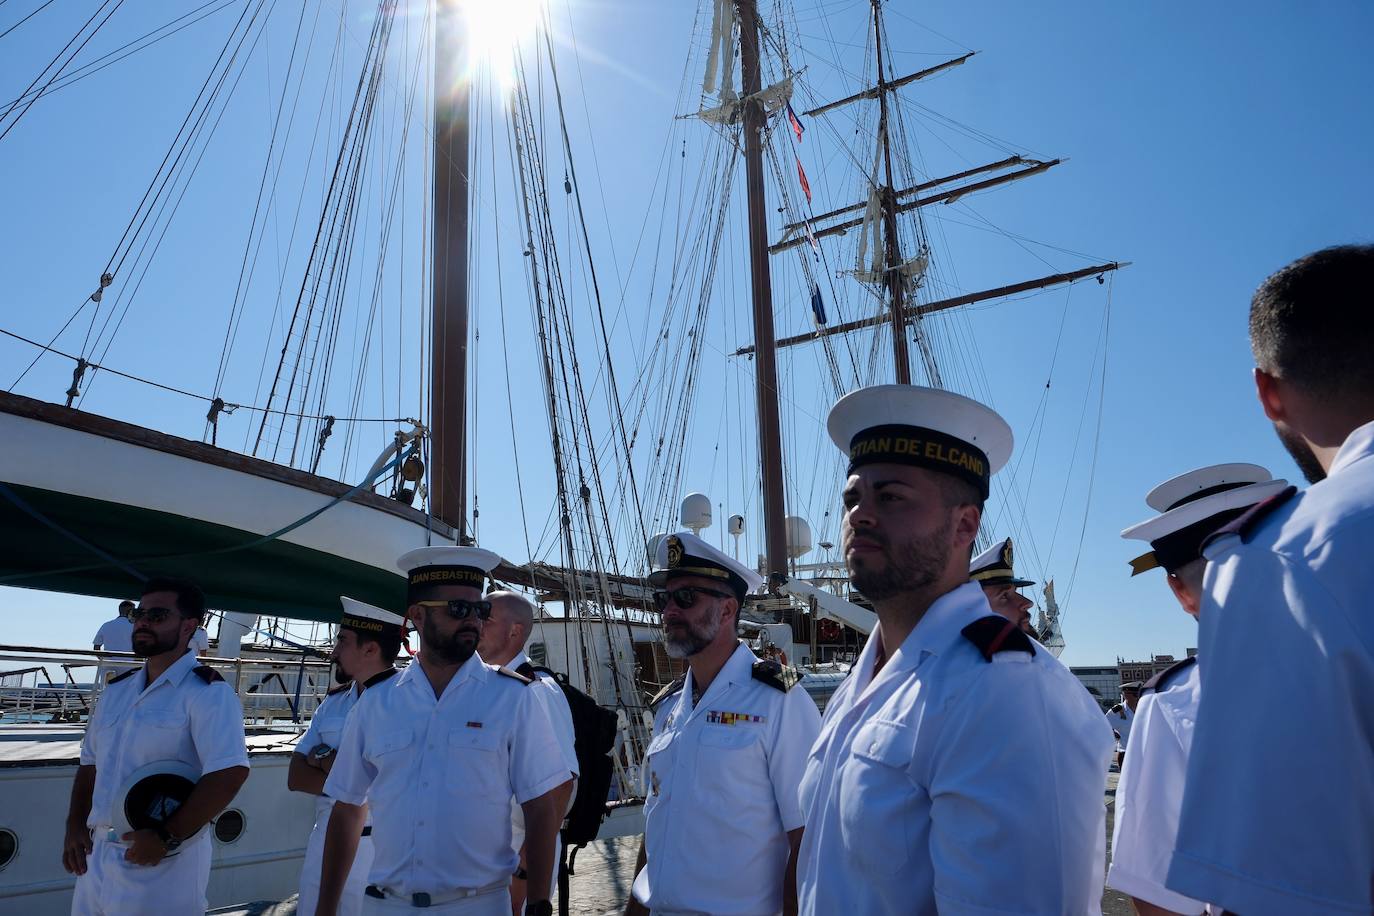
[968,537,1036,635]
[626,531,821,916]
[1167,246,1374,915]
[289,597,405,916]
[1110,463,1288,915]
[795,385,1114,916]
[317,547,568,916]
[1105,684,1139,751]
[92,600,134,652]
[64,576,250,916]
[476,590,579,915]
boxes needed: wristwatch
[524,901,553,916]
[153,824,182,853]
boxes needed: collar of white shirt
[395,651,487,699]
[1329,418,1374,478]
[142,647,202,692]
[851,580,988,698]
[682,641,757,709]
[509,650,531,671]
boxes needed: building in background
[1071,650,1197,711]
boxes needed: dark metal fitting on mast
[64,358,88,408]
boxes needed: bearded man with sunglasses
[64,576,250,916]
[626,531,821,916]
[316,547,568,916]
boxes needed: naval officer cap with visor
[969,537,1035,587]
[648,531,765,600]
[1121,463,1289,576]
[826,383,1013,500]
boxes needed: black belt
[361,826,372,837]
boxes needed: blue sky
[2,0,1372,668]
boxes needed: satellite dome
[785,516,813,559]
[680,493,712,532]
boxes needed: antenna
[728,514,745,559]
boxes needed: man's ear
[1166,572,1201,616]
[954,503,982,552]
[1254,367,1287,423]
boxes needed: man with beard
[1111,463,1287,916]
[476,591,578,916]
[1165,245,1374,916]
[626,531,821,916]
[289,597,404,916]
[316,547,567,916]
[795,385,1114,916]
[968,537,1036,635]
[64,576,250,915]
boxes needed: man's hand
[120,829,168,867]
[62,821,93,875]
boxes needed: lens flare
[459,0,543,91]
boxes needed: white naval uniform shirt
[324,653,567,899]
[507,650,579,857]
[1109,659,1206,914]
[1168,420,1374,916]
[298,683,364,823]
[633,642,820,916]
[1105,703,1134,748]
[796,582,1114,916]
[93,616,133,652]
[80,648,250,833]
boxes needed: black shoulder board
[515,661,537,680]
[1202,485,1298,552]
[1143,656,1197,695]
[362,667,398,689]
[326,682,351,696]
[193,665,224,684]
[108,667,138,684]
[649,674,685,712]
[751,659,803,692]
[961,616,1034,662]
[496,665,533,685]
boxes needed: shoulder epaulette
[495,665,533,685]
[1202,485,1299,552]
[751,659,803,692]
[362,667,398,690]
[515,661,537,680]
[108,668,138,684]
[326,682,351,696]
[961,616,1034,662]
[192,664,224,684]
[1143,656,1196,695]
[649,675,685,712]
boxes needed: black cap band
[340,613,402,638]
[1149,507,1248,573]
[848,424,990,498]
[1164,480,1252,512]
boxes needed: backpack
[531,666,618,847]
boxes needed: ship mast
[430,1,471,540]
[871,0,912,384]
[735,0,789,582]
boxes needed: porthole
[0,828,17,870]
[214,809,245,844]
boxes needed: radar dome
[680,493,712,533]
[785,516,813,559]
[727,514,745,537]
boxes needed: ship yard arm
[122,765,250,865]
[520,787,564,906]
[316,800,367,916]
[61,764,96,874]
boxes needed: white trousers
[297,819,375,916]
[70,833,211,916]
[360,885,509,915]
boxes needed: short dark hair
[355,630,403,664]
[141,575,207,622]
[935,472,984,512]
[1250,244,1374,398]
[118,600,135,611]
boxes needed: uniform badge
[466,721,483,728]
[666,535,684,569]
[705,710,764,725]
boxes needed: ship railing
[0,645,333,729]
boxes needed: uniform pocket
[369,728,412,760]
[839,720,917,876]
[697,726,761,749]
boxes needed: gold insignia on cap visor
[666,535,685,570]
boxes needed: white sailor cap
[969,537,1035,588]
[826,384,1013,499]
[397,546,501,598]
[339,596,406,638]
[647,531,765,598]
[1121,463,1288,575]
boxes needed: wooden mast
[871,0,912,384]
[431,0,470,540]
[735,0,789,582]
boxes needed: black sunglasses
[415,599,492,621]
[652,586,734,612]
[130,606,180,624]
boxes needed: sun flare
[457,0,544,89]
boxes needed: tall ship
[0,0,1117,910]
